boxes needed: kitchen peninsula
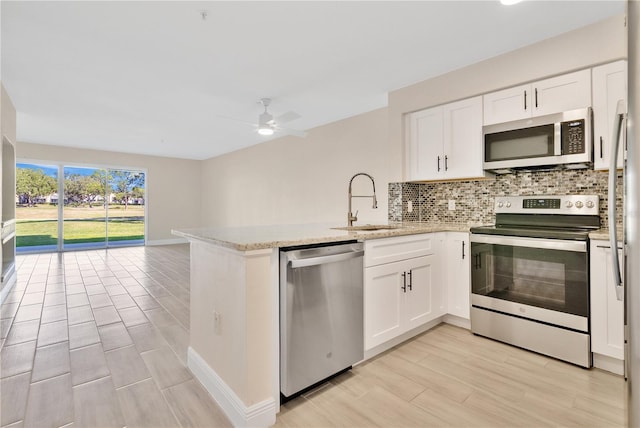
[172,222,470,427]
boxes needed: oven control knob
[497,202,504,208]
[565,201,573,208]
[586,200,595,209]
[505,202,511,208]
[575,201,584,209]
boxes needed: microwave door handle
[608,99,626,301]
[554,122,562,156]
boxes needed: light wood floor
[276,323,628,427]
[1,245,231,428]
[1,245,628,428]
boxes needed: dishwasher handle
[289,250,364,269]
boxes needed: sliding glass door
[16,162,145,253]
[63,166,107,250]
[107,170,145,247]
[15,163,59,252]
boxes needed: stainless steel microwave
[483,107,592,173]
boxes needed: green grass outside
[16,205,145,247]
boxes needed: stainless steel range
[470,195,600,367]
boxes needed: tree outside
[110,170,145,210]
[64,170,107,207]
[16,167,57,206]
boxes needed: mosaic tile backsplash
[389,169,624,228]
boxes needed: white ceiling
[1,1,625,160]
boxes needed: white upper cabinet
[592,60,627,170]
[482,84,530,124]
[405,96,484,181]
[483,69,592,125]
[443,97,484,180]
[405,105,443,181]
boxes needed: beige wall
[200,107,390,227]
[388,14,627,182]
[16,142,201,243]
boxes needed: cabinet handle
[401,272,407,293]
[597,245,611,248]
[462,241,466,259]
[444,155,448,171]
[437,156,441,172]
[535,88,538,108]
[524,90,527,111]
[407,270,413,291]
[600,136,604,159]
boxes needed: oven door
[470,234,589,332]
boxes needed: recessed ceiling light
[501,0,523,5]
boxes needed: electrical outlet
[448,200,456,211]
[407,200,413,213]
[213,310,222,335]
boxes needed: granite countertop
[172,222,475,251]
[590,228,624,241]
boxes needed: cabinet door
[364,261,404,350]
[483,84,530,125]
[404,254,443,330]
[405,106,443,181]
[590,241,624,360]
[443,96,483,180]
[533,69,591,117]
[446,232,471,320]
[592,60,627,170]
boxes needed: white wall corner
[187,347,277,428]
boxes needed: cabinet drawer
[364,233,434,267]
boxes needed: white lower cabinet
[590,240,624,371]
[445,232,471,320]
[364,254,442,350]
[364,234,444,350]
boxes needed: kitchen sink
[332,225,400,232]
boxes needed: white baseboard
[0,270,17,305]
[443,314,471,330]
[364,317,444,360]
[146,238,188,246]
[187,347,277,428]
[593,352,625,376]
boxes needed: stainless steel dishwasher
[280,241,364,400]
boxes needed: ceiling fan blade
[217,115,257,128]
[275,111,301,124]
[276,126,308,138]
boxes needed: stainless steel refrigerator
[624,1,639,425]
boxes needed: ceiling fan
[220,98,307,138]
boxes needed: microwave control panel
[561,119,586,155]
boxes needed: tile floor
[0,244,231,428]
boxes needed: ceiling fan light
[258,126,274,136]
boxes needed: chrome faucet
[347,172,378,226]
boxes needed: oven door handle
[470,234,587,252]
